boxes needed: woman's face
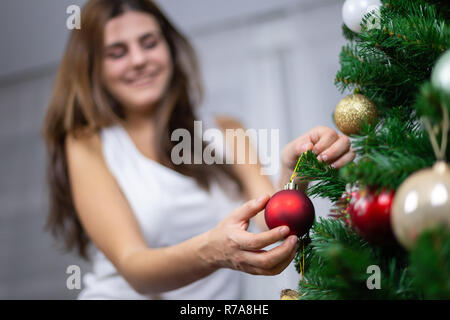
[102,11,173,114]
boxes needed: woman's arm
[65,132,297,295]
[215,118,355,232]
[215,116,276,231]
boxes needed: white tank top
[78,120,245,300]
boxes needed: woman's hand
[204,195,298,275]
[282,126,355,171]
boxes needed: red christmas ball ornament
[265,182,315,237]
[330,186,359,227]
[348,188,395,244]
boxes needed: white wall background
[0,0,346,299]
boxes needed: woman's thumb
[232,194,270,222]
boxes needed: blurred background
[0,0,347,299]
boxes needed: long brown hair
[43,0,242,259]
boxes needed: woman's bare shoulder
[214,115,246,130]
[65,128,102,158]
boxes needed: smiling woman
[41,0,353,300]
[41,0,302,300]
[101,11,173,114]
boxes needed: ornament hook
[284,181,299,190]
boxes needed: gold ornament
[280,289,299,300]
[391,161,450,249]
[334,94,378,135]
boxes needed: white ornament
[432,49,450,95]
[342,0,382,33]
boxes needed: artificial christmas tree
[286,0,450,299]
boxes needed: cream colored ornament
[334,94,378,135]
[391,161,450,249]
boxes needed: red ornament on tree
[348,188,395,244]
[330,186,358,227]
[265,182,315,237]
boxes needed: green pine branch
[335,43,416,112]
[295,219,450,299]
[415,82,450,121]
[292,151,347,202]
[342,24,359,41]
[340,108,436,190]
[336,0,449,111]
[410,227,450,298]
[387,0,450,21]
[295,218,419,300]
[295,0,450,301]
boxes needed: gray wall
[0,0,346,299]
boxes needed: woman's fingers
[238,241,299,276]
[233,226,291,250]
[282,126,353,171]
[221,199,301,276]
[281,137,313,169]
[241,235,298,272]
[311,130,339,156]
[331,148,356,169]
[317,134,351,164]
[231,195,270,223]
[264,239,299,275]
